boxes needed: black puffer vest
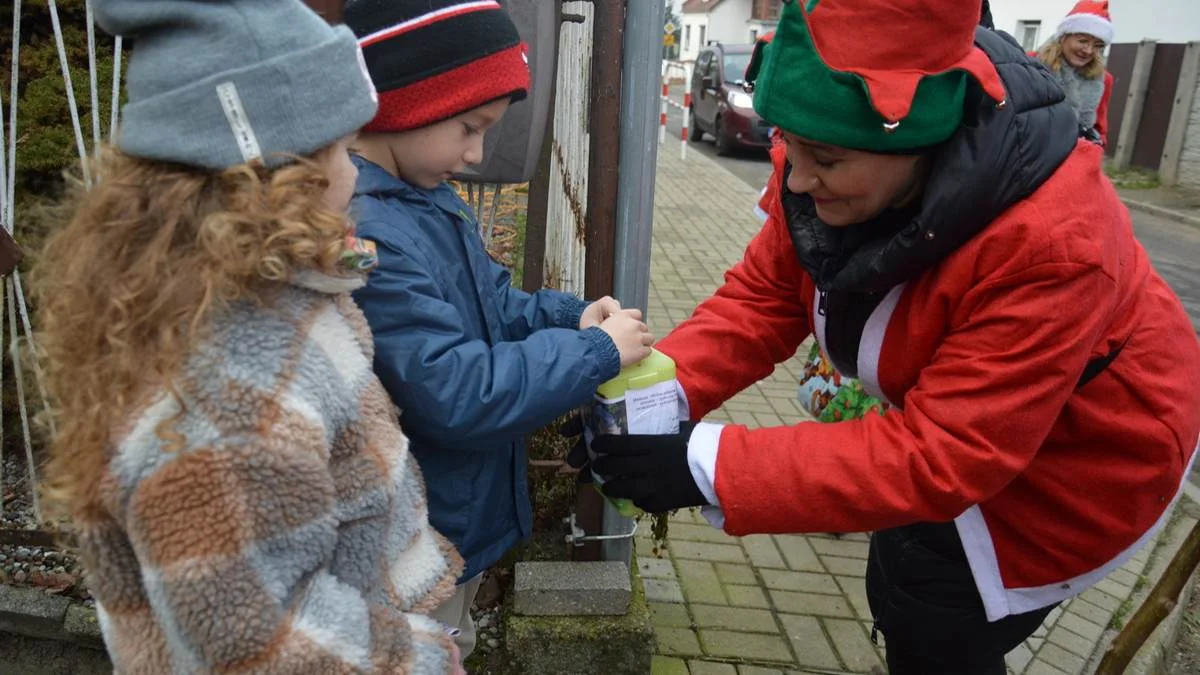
[785,28,1079,379]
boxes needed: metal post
[603,0,666,566]
[659,79,669,145]
[681,91,691,160]
[583,0,624,302]
[573,0,626,563]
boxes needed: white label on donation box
[624,380,680,435]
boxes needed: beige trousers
[429,575,484,661]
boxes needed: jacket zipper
[818,290,828,316]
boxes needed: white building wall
[707,0,753,46]
[680,14,709,61]
[992,0,1200,47]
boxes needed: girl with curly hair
[32,1,464,672]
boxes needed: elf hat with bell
[745,0,1007,152]
[1056,0,1115,45]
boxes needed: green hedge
[1,1,119,464]
[3,0,119,201]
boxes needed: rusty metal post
[583,1,624,301]
[572,0,626,563]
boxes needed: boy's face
[317,133,360,213]
[387,98,512,189]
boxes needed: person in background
[591,1,1200,673]
[1036,0,1116,144]
[33,0,467,672]
[342,0,654,664]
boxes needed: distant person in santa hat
[1037,0,1116,144]
[591,1,1200,673]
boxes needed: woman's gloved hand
[590,422,708,513]
[560,413,592,483]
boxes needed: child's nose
[465,137,485,165]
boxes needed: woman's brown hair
[1038,36,1107,80]
[32,148,351,519]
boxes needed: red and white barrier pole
[680,92,691,160]
[660,80,669,145]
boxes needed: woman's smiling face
[780,132,927,227]
[1062,33,1105,69]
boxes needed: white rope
[3,0,21,233]
[12,270,55,437]
[484,184,500,250]
[0,72,7,232]
[0,0,18,523]
[110,36,123,141]
[8,278,40,523]
[86,0,102,155]
[48,0,91,185]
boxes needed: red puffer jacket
[659,141,1200,621]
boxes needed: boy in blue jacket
[343,0,654,659]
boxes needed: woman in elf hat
[33,0,464,672]
[1036,0,1116,144]
[592,0,1200,672]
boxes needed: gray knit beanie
[93,0,378,170]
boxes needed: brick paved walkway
[642,143,1182,675]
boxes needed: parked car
[689,43,773,155]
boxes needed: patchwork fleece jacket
[75,273,463,674]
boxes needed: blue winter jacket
[350,158,621,579]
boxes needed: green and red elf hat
[745,0,1008,152]
[344,0,531,134]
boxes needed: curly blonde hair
[32,148,352,519]
[1038,36,1107,80]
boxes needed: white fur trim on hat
[1057,13,1114,44]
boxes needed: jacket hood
[786,28,1079,292]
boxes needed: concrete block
[63,605,105,649]
[507,570,654,674]
[0,584,70,641]
[513,561,631,616]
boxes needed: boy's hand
[580,295,622,329]
[600,309,654,366]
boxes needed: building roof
[682,0,727,14]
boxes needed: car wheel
[714,116,732,156]
[689,107,704,142]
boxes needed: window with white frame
[1016,20,1042,52]
[685,25,692,51]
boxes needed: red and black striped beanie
[344,0,531,133]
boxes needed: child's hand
[448,642,466,675]
[580,295,622,329]
[600,309,654,366]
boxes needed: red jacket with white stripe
[659,140,1200,621]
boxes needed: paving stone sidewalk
[642,143,1180,675]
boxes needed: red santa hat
[1056,0,1115,45]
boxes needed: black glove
[590,422,708,513]
[559,413,593,484]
